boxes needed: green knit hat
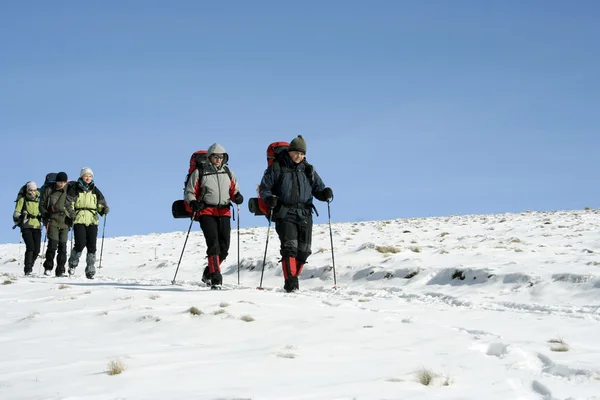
[289,135,307,154]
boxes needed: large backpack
[171,150,233,219]
[248,141,314,217]
[15,173,57,207]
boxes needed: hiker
[13,181,43,275]
[65,168,109,279]
[259,135,333,292]
[184,143,243,288]
[40,172,71,277]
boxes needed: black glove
[321,187,333,201]
[265,196,278,209]
[99,206,110,216]
[65,217,73,228]
[233,192,244,205]
[189,200,205,212]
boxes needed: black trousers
[21,228,41,271]
[275,210,313,265]
[73,224,98,254]
[199,215,231,262]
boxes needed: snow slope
[1,209,599,399]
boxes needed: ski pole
[172,213,195,285]
[237,204,240,285]
[257,208,274,290]
[98,215,107,269]
[327,199,338,287]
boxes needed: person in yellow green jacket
[65,168,109,279]
[13,181,42,275]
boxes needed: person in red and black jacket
[184,143,243,287]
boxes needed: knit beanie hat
[289,135,307,154]
[80,167,94,178]
[26,181,37,191]
[56,172,68,182]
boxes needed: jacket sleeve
[39,188,49,216]
[227,168,240,199]
[13,197,25,220]
[184,169,200,204]
[311,169,327,201]
[94,187,108,211]
[65,184,77,219]
[259,166,278,201]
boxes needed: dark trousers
[44,224,69,272]
[199,215,231,262]
[21,228,41,272]
[73,224,98,254]
[275,210,313,265]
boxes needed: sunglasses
[212,155,224,160]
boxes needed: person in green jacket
[65,168,109,279]
[13,181,43,275]
[40,172,71,277]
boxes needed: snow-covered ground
[1,209,599,400]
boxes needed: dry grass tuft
[375,246,400,254]
[188,306,203,316]
[107,359,127,375]
[240,315,255,322]
[2,280,13,285]
[416,368,436,386]
[58,284,70,290]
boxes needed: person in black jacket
[259,135,333,292]
[40,172,71,277]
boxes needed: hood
[207,143,229,164]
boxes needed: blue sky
[1,0,599,244]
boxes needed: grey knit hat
[289,135,306,154]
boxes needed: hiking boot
[284,277,299,293]
[24,270,32,276]
[68,267,76,276]
[210,271,223,286]
[85,253,96,279]
[44,269,51,276]
[201,266,211,286]
[55,267,66,277]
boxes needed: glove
[321,187,333,201]
[65,216,73,228]
[265,196,278,209]
[189,200,205,212]
[233,192,244,205]
[102,206,110,215]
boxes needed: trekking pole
[327,199,338,288]
[18,236,22,269]
[172,214,196,285]
[98,215,107,269]
[237,204,240,285]
[257,208,274,290]
[39,230,47,275]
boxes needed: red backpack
[248,141,289,217]
[171,150,232,219]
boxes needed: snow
[1,209,599,399]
